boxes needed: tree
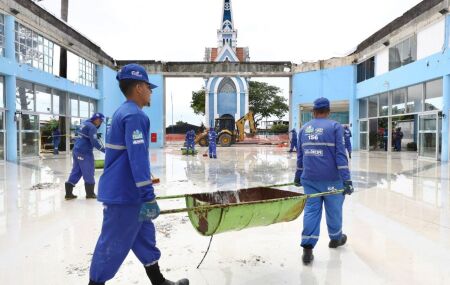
[176,120,189,126]
[189,81,289,125]
[248,81,288,126]
[190,88,206,116]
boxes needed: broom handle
[157,182,297,200]
[159,189,344,215]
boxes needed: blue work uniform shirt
[73,120,104,155]
[295,118,350,181]
[98,101,155,205]
[208,130,217,145]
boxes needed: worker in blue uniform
[88,64,189,285]
[343,125,352,158]
[185,129,195,155]
[289,128,298,152]
[394,127,403,151]
[208,127,217,158]
[294,97,354,265]
[65,113,105,200]
[52,127,61,155]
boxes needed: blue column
[442,75,449,162]
[442,15,450,162]
[350,66,359,150]
[96,65,106,139]
[4,15,17,161]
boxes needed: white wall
[375,48,389,76]
[417,19,445,60]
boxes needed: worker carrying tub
[294,97,354,265]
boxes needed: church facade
[204,0,250,127]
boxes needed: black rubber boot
[329,234,347,248]
[85,184,97,199]
[88,281,104,285]
[65,182,77,200]
[302,248,314,265]
[145,263,189,285]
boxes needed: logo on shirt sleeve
[132,130,144,145]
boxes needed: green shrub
[270,124,289,133]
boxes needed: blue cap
[90,113,105,121]
[313,97,330,110]
[116,63,158,89]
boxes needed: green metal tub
[95,159,104,169]
[186,187,306,236]
[159,187,305,236]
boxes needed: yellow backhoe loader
[195,111,257,147]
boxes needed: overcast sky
[37,0,422,126]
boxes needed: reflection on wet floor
[0,146,449,284]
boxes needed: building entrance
[418,112,442,159]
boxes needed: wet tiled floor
[0,146,449,284]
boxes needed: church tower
[204,0,250,127]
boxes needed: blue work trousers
[289,140,298,152]
[209,144,217,157]
[67,151,95,185]
[345,143,352,155]
[300,178,345,248]
[90,204,161,283]
[186,141,195,153]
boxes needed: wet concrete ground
[0,145,449,284]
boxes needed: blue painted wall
[356,52,450,98]
[291,65,355,131]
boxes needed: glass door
[418,113,438,159]
[359,120,368,150]
[17,113,40,158]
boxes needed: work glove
[139,200,160,222]
[294,176,302,187]
[343,180,354,195]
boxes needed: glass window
[359,98,367,119]
[79,57,97,88]
[425,79,443,111]
[16,80,34,111]
[35,85,52,113]
[14,22,55,73]
[21,114,39,130]
[89,101,96,117]
[391,88,406,115]
[79,99,89,118]
[70,94,78,117]
[420,114,437,131]
[0,112,3,130]
[20,132,39,157]
[0,14,4,56]
[53,89,66,115]
[360,120,368,132]
[0,76,4,108]
[368,96,378,117]
[379,92,389,116]
[389,35,417,71]
[407,84,422,113]
[0,132,4,160]
[359,120,368,151]
[357,57,375,83]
